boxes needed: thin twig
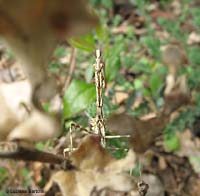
[62,47,77,96]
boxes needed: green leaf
[86,102,96,118]
[158,17,186,41]
[50,61,62,73]
[54,46,67,57]
[0,192,11,196]
[105,39,125,81]
[187,66,200,88]
[63,80,96,118]
[164,134,180,152]
[85,64,94,83]
[130,162,141,177]
[113,15,122,26]
[106,138,129,159]
[126,26,135,38]
[189,46,200,65]
[89,0,99,6]
[36,142,45,151]
[150,75,162,94]
[143,88,151,97]
[106,55,120,81]
[95,24,104,40]
[21,168,30,177]
[141,36,161,60]
[134,79,143,90]
[0,167,7,184]
[133,57,151,74]
[101,0,113,9]
[192,8,200,28]
[69,33,95,52]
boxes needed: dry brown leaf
[176,130,200,174]
[142,174,164,196]
[112,22,130,35]
[163,75,190,115]
[52,135,137,196]
[115,91,129,104]
[187,32,200,45]
[155,30,170,40]
[0,80,30,141]
[177,130,197,157]
[144,149,199,196]
[158,156,167,170]
[190,180,200,196]
[31,162,43,183]
[0,81,61,142]
[107,113,169,154]
[171,0,182,16]
[0,89,19,140]
[8,110,61,142]
[140,113,157,121]
[150,10,175,20]
[0,80,31,119]
[131,96,143,110]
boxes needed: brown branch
[0,146,64,165]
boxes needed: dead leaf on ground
[131,96,143,110]
[163,75,190,115]
[0,80,31,119]
[0,81,61,142]
[115,91,129,104]
[155,30,170,40]
[52,135,138,196]
[171,0,182,16]
[107,113,169,154]
[145,149,199,196]
[187,32,200,45]
[190,180,200,196]
[0,88,19,140]
[142,174,164,196]
[151,10,175,20]
[176,130,200,174]
[8,110,61,142]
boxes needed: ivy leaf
[63,80,96,118]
